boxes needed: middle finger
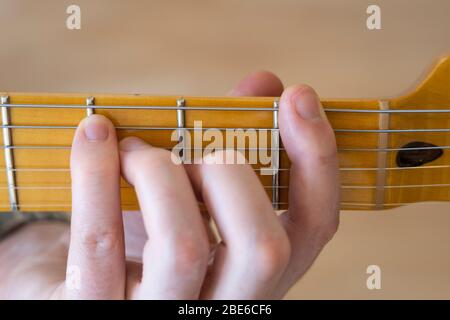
[120,137,210,299]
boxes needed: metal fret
[86,97,95,116]
[272,99,280,210]
[1,96,18,211]
[375,100,390,209]
[177,98,186,163]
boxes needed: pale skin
[0,72,340,299]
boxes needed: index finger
[66,115,126,299]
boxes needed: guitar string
[1,164,450,172]
[1,145,450,152]
[1,183,450,190]
[2,124,450,133]
[2,164,449,190]
[0,201,439,208]
[2,103,450,113]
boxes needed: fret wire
[271,100,280,210]
[1,96,18,212]
[375,100,390,209]
[2,124,450,133]
[2,103,450,114]
[176,98,186,163]
[86,97,95,116]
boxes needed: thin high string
[2,103,450,113]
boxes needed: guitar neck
[2,56,450,213]
[0,91,446,213]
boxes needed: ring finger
[185,150,291,299]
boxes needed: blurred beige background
[1,0,450,299]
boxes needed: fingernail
[293,87,324,121]
[84,116,109,141]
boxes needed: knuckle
[251,232,291,277]
[77,228,122,258]
[172,234,210,272]
[317,143,338,166]
[145,232,210,274]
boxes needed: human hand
[0,72,339,299]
